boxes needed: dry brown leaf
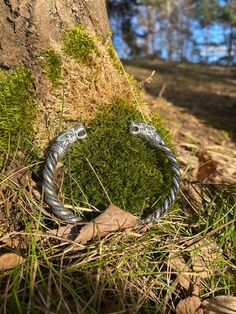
[202,296,236,314]
[196,147,218,182]
[190,239,222,279]
[74,204,137,243]
[176,296,203,314]
[2,236,29,250]
[47,204,137,244]
[0,252,25,271]
[47,224,82,240]
[168,253,192,290]
[192,276,201,297]
[4,155,32,188]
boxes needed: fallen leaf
[47,204,137,244]
[202,295,236,314]
[196,147,218,182]
[168,253,192,290]
[190,239,222,279]
[47,224,82,240]
[4,156,32,187]
[31,187,41,201]
[1,235,30,250]
[176,296,203,314]
[0,252,25,271]
[192,276,201,296]
[75,204,137,243]
[181,181,203,212]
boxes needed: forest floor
[124,59,236,185]
[1,60,236,313]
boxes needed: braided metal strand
[43,123,87,223]
[130,122,180,224]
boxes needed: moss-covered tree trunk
[0,0,109,68]
[0,0,109,96]
[0,0,174,226]
[0,0,112,147]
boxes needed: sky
[109,6,235,64]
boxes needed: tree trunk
[144,5,156,58]
[226,25,234,65]
[166,0,173,62]
[0,0,116,147]
[0,0,109,67]
[0,0,109,93]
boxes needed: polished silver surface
[43,123,87,223]
[130,122,180,224]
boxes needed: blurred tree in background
[107,0,236,64]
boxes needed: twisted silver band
[43,122,180,224]
[43,123,87,223]
[130,122,180,224]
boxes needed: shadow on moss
[63,98,173,217]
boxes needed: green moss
[63,98,173,217]
[62,25,97,63]
[107,42,123,73]
[41,49,62,86]
[0,66,37,166]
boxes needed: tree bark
[0,0,110,96]
[0,0,112,147]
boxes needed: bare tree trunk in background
[166,0,173,62]
[226,25,234,65]
[0,0,109,96]
[145,5,154,58]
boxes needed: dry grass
[124,59,236,146]
[0,133,235,313]
[0,178,235,313]
[36,36,150,148]
[124,60,236,185]
[1,32,236,313]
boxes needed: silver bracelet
[43,122,180,224]
[130,122,180,224]
[43,123,87,223]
